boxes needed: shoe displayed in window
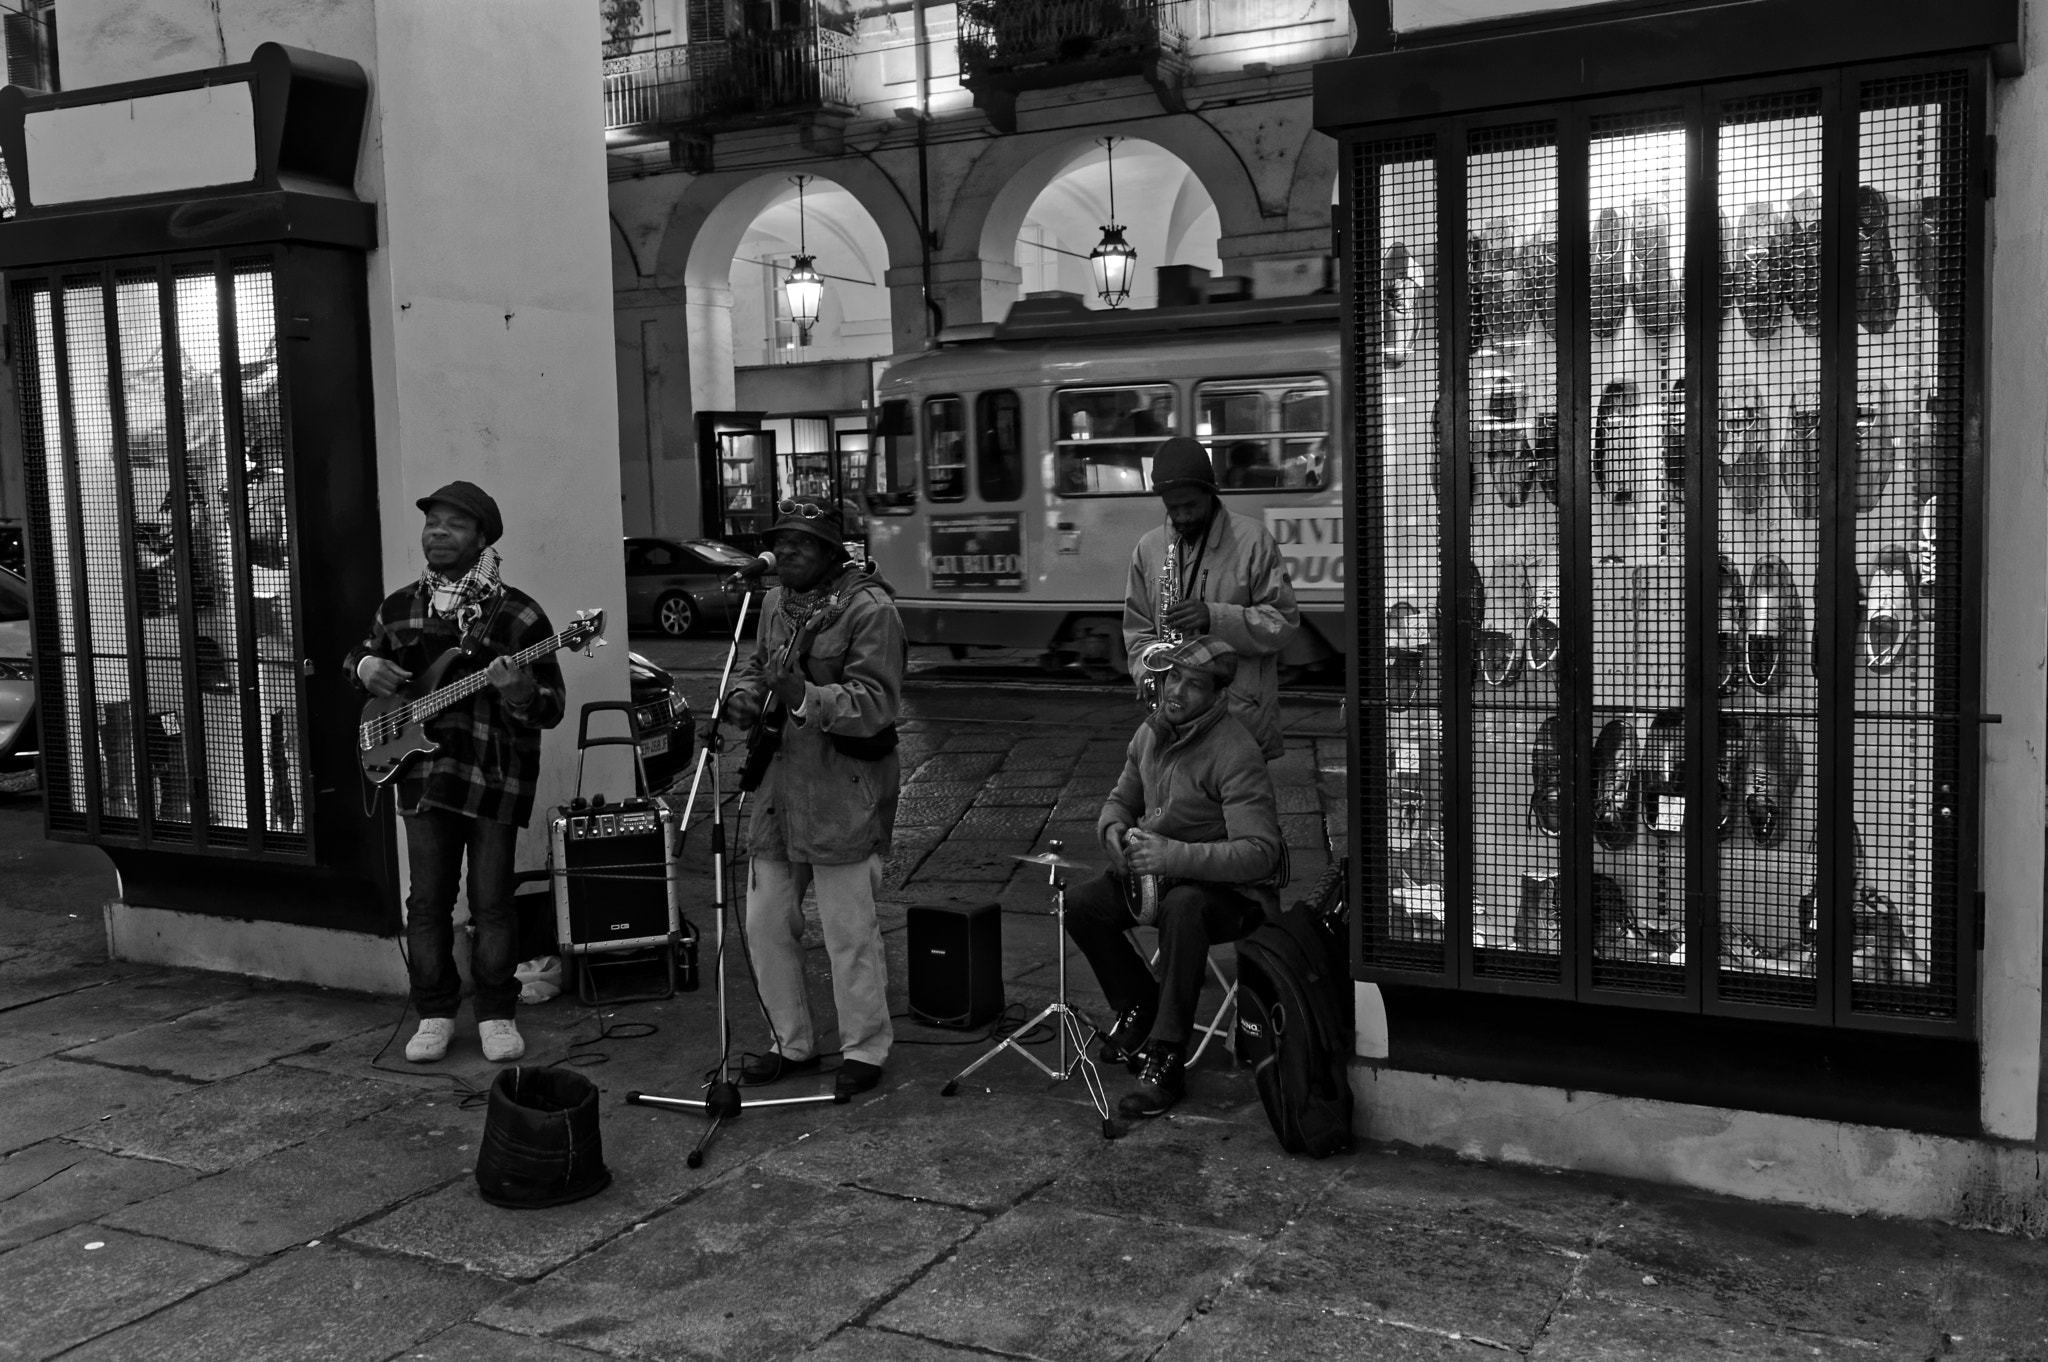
[1720,385,1771,517]
[1912,192,1960,320]
[1787,189,1822,337]
[1734,200,1788,341]
[1661,377,1687,501]
[1592,717,1640,851]
[1474,558,1523,689]
[1862,545,1917,671]
[1593,378,1635,500]
[1385,601,1431,707]
[1716,712,1746,843]
[1629,196,1680,338]
[1533,407,1560,505]
[1591,206,1628,339]
[1480,376,1533,506]
[1856,184,1901,334]
[1529,714,1563,837]
[1643,707,1685,838]
[1383,240,1419,370]
[1854,381,1894,514]
[1743,554,1802,694]
[1524,559,1561,673]
[1785,388,1821,521]
[1744,714,1802,849]
[1515,872,1561,952]
[1522,228,1557,337]
[1715,554,1746,696]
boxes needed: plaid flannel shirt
[345,581,566,826]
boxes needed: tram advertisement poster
[929,514,1025,591]
[1265,508,1345,589]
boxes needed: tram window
[976,390,1023,502]
[1195,376,1331,491]
[1053,384,1177,496]
[923,396,967,502]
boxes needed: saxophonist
[1124,437,1301,761]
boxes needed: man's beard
[1171,498,1217,544]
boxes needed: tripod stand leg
[941,998,1066,1096]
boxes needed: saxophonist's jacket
[1123,510,1299,760]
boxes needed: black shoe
[833,1059,883,1102]
[1117,1043,1186,1119]
[1533,408,1560,506]
[1788,190,1822,336]
[1661,377,1687,502]
[1734,200,1788,341]
[1642,708,1685,838]
[1593,379,1634,500]
[740,1052,820,1084]
[1715,554,1746,696]
[1744,554,1801,694]
[1715,713,1746,843]
[1855,382,1894,514]
[1592,718,1639,851]
[1629,196,1679,338]
[1786,390,1821,521]
[1856,183,1900,335]
[1529,715,1563,837]
[1096,1003,1156,1072]
[1745,714,1803,849]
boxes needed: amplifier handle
[575,700,650,800]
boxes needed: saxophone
[1135,537,1180,682]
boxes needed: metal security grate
[1464,122,1565,985]
[1847,72,1969,1020]
[1354,133,1446,976]
[1713,90,1826,1010]
[11,255,309,858]
[1587,108,1688,997]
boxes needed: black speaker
[907,899,1003,1028]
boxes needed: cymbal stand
[941,842,1119,1140]
[625,587,836,1167]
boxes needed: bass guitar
[358,608,606,786]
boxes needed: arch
[610,212,643,288]
[1284,126,1343,228]
[655,157,926,293]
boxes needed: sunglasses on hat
[777,498,828,519]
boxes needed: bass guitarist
[723,502,905,1101]
[344,481,565,1066]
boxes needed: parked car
[0,566,37,790]
[623,536,772,637]
[628,651,694,791]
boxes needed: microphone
[724,551,776,588]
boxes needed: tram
[862,291,1347,677]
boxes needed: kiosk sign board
[929,513,1025,591]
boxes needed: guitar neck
[413,632,566,722]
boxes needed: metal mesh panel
[1586,108,1688,996]
[232,260,305,848]
[1847,73,1968,1019]
[1355,134,1446,975]
[13,285,82,829]
[172,266,248,834]
[1713,91,1825,1008]
[1464,123,1564,983]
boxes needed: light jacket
[1123,508,1299,760]
[733,569,906,864]
[1096,702,1285,914]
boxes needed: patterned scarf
[421,544,502,639]
[778,561,860,635]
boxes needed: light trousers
[744,854,893,1067]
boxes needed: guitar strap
[459,590,508,658]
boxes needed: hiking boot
[479,1018,525,1063]
[1117,1043,1186,1119]
[405,1017,454,1064]
[1096,1004,1156,1072]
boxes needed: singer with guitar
[724,503,906,1101]
[1062,635,1284,1119]
[345,481,565,1066]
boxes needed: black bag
[475,1066,612,1208]
[1234,866,1354,1158]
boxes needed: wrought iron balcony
[957,0,1189,131]
[603,26,854,143]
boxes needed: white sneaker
[479,1018,526,1063]
[405,1017,455,1063]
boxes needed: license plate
[641,733,669,757]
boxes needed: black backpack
[1234,861,1353,1157]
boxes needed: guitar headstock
[565,608,607,656]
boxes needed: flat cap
[416,481,504,545]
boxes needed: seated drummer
[1061,635,1284,1118]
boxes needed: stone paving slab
[480,1174,979,1360]
[400,1323,616,1361]
[1527,1298,1891,1360]
[797,1327,1006,1361]
[0,1057,198,1157]
[972,784,1062,808]
[1336,1148,1624,1250]
[344,1094,808,1281]
[64,991,396,1082]
[953,805,1050,840]
[69,1063,399,1174]
[985,765,1069,789]
[0,1226,244,1362]
[913,839,1026,884]
[1935,1231,2048,1358]
[1154,1288,1498,1360]
[871,1200,1257,1362]
[0,1142,198,1251]
[908,752,1004,783]
[61,1241,511,1362]
[102,1112,475,1257]
[1577,1183,1952,1348]
[1239,1209,1584,1352]
[0,951,143,1014]
[0,905,103,957]
[0,971,239,1069]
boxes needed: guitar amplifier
[549,796,681,957]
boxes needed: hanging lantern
[784,174,824,346]
[1091,137,1137,309]
[784,254,823,344]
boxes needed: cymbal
[1012,850,1092,870]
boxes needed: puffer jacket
[1123,509,1299,760]
[1095,702,1285,914]
[733,569,907,865]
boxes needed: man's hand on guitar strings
[486,655,537,705]
[358,657,412,699]
[723,688,762,727]
[767,664,805,711]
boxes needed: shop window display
[1349,64,1978,1030]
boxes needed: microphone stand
[625,575,837,1167]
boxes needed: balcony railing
[603,27,854,135]
[957,0,1188,78]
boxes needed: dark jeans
[1063,872,1264,1048]
[404,809,520,1022]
